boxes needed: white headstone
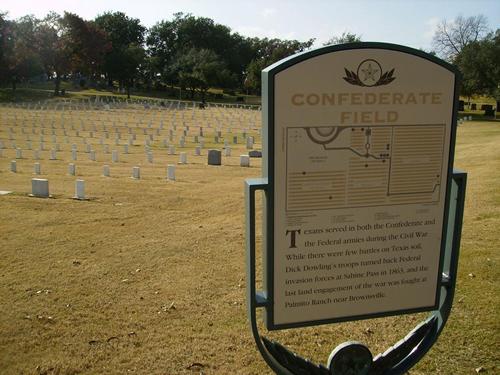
[74,179,85,199]
[167,164,176,181]
[10,160,16,172]
[240,154,250,167]
[112,150,118,163]
[123,144,129,154]
[90,150,96,161]
[103,165,110,177]
[49,149,56,160]
[71,149,77,160]
[31,178,49,198]
[16,148,22,159]
[168,145,176,155]
[147,152,153,163]
[179,152,187,164]
[195,146,201,156]
[68,163,76,176]
[246,136,253,149]
[132,166,140,179]
[224,147,231,157]
[34,162,41,175]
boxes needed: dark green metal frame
[245,42,467,374]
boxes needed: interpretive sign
[262,44,459,329]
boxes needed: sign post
[246,43,467,374]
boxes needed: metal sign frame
[245,42,467,374]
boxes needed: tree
[61,12,110,82]
[147,13,254,90]
[455,30,500,99]
[244,37,315,94]
[0,14,43,90]
[323,32,361,46]
[173,48,234,101]
[35,12,72,95]
[94,12,146,88]
[432,15,489,61]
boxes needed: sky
[2,0,499,51]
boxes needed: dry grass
[0,106,498,375]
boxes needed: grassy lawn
[0,102,498,374]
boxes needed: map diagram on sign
[286,125,445,211]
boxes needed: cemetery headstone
[167,164,176,181]
[207,149,221,166]
[68,163,76,176]
[246,136,254,149]
[74,180,85,200]
[240,155,250,167]
[248,150,262,158]
[30,178,49,198]
[132,166,140,179]
[103,165,110,177]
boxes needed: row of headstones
[2,106,260,124]
[26,154,253,199]
[1,133,255,150]
[2,126,257,141]
[3,98,260,112]
[2,144,254,163]
[7,151,253,175]
[23,163,178,180]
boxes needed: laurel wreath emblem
[343,67,396,87]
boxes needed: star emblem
[361,63,379,82]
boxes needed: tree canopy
[0,10,497,100]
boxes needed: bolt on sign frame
[245,42,467,374]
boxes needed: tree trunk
[11,79,17,91]
[127,81,131,99]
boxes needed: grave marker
[31,178,49,198]
[167,164,176,180]
[74,180,86,200]
[240,155,250,167]
[132,166,140,179]
[207,149,221,165]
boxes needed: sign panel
[263,44,458,329]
